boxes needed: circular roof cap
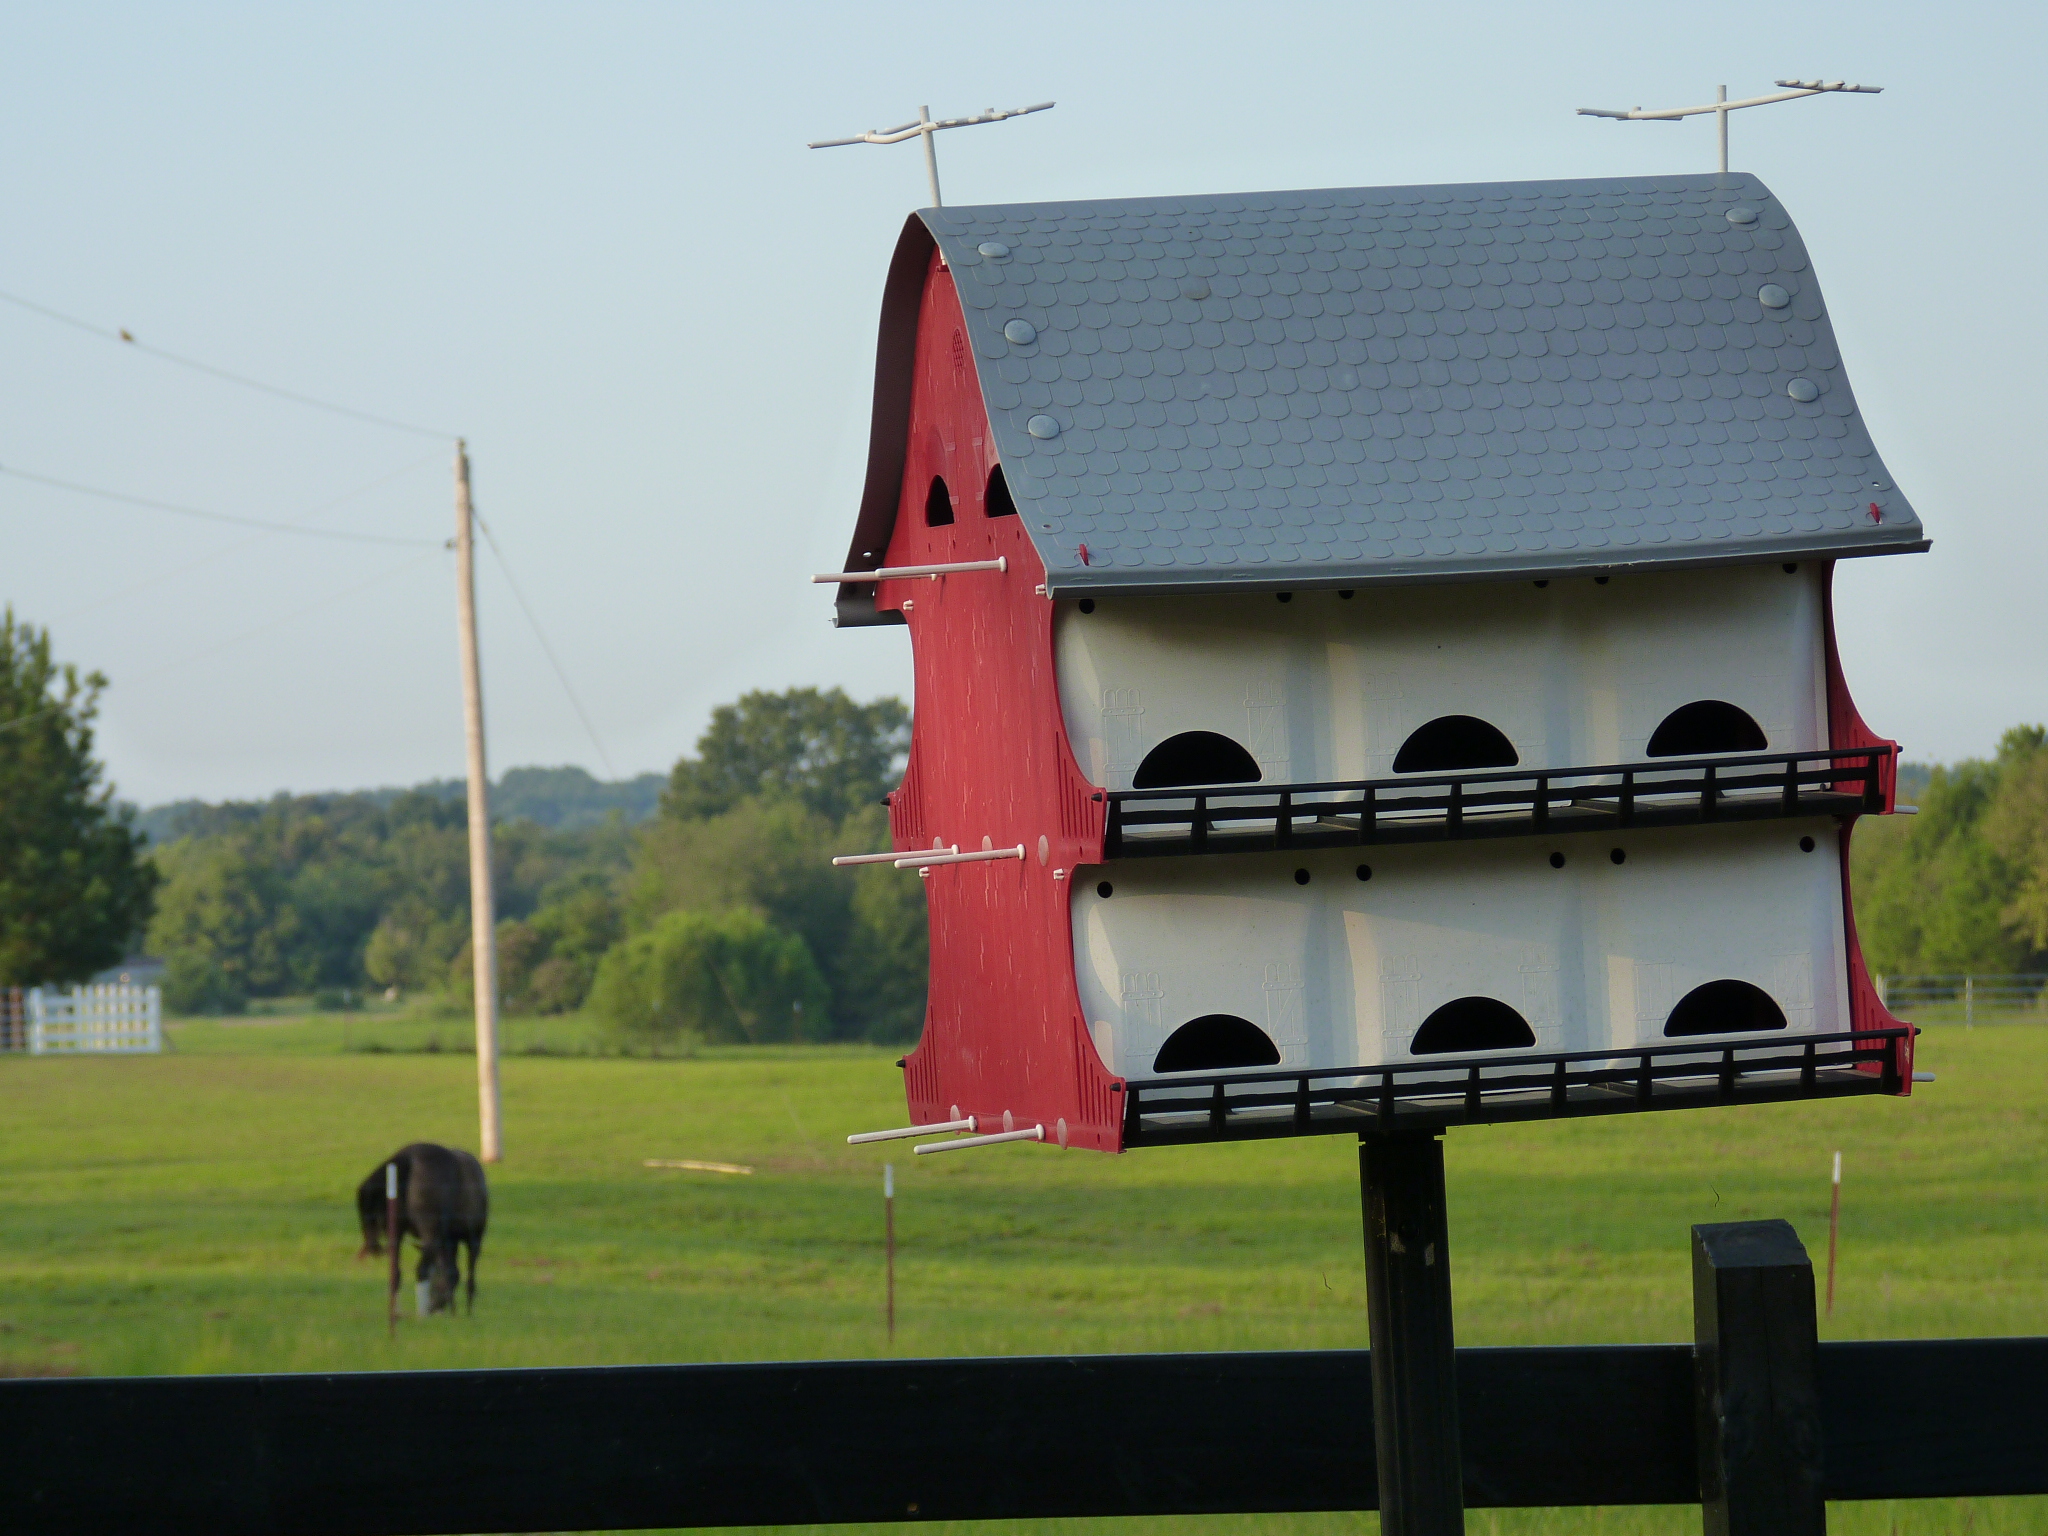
[1726,206,1759,226]
[978,241,1011,258]
[1026,414,1062,439]
[1759,284,1791,309]
[1786,378,1819,403]
[1003,319,1038,345]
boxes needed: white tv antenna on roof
[1578,80,1881,173]
[809,101,1055,207]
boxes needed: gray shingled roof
[837,173,1924,620]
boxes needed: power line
[471,511,616,776]
[0,287,455,440]
[0,462,444,547]
[45,451,448,624]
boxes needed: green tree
[1851,726,2048,976]
[829,805,927,1042]
[628,797,853,988]
[0,612,157,985]
[587,907,828,1049]
[1982,726,2048,954]
[468,877,623,1015]
[662,688,909,824]
[145,784,637,1011]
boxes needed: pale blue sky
[2,1,2040,805]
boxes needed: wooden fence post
[1691,1219,1824,1535]
[1360,1131,1464,1535]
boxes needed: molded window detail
[1646,701,1768,757]
[1664,979,1788,1037]
[1411,997,1536,1054]
[985,464,1018,518]
[1153,1015,1282,1073]
[1133,731,1263,790]
[1392,716,1519,774]
[924,476,955,528]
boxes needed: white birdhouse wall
[1074,820,1850,1078]
[1055,564,1828,788]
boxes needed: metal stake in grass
[1826,1151,1842,1317]
[385,1161,400,1337]
[884,1163,896,1343]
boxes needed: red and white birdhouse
[827,174,1922,1155]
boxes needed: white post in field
[454,439,503,1164]
[1825,1151,1842,1317]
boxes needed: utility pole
[1578,79,1881,172]
[808,101,1055,207]
[453,439,502,1164]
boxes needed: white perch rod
[915,1124,1045,1155]
[813,558,1005,584]
[832,847,954,867]
[849,1117,977,1145]
[895,845,1026,870]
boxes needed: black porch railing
[1101,745,1892,861]
[1119,1027,1908,1146]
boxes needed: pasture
[1,1017,2042,1536]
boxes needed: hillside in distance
[132,765,664,846]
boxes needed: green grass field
[2,1017,2042,1536]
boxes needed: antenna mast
[809,101,1055,206]
[1578,79,1881,173]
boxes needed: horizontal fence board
[4,1339,2042,1536]
[1820,1338,2048,1499]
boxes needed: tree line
[0,606,921,1047]
[1851,725,2048,978]
[139,687,925,1045]
[1,608,2043,1044]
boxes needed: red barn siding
[878,250,1120,1151]
[1821,561,1916,1089]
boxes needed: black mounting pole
[1692,1220,1826,1535]
[1360,1131,1465,1534]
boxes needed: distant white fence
[1876,973,2048,1025]
[0,984,163,1054]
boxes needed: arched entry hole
[1153,1015,1281,1073]
[1411,997,1536,1054]
[1646,700,1767,757]
[1393,716,1519,774]
[1133,732,1262,789]
[1664,979,1788,1037]
[985,464,1018,518]
[924,475,955,528]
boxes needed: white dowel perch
[849,1117,977,1145]
[813,558,1005,584]
[915,1124,1045,1155]
[894,845,1026,870]
[832,847,954,867]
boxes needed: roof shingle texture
[919,173,1924,594]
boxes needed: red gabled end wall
[878,251,1121,1150]
[1821,560,1915,1090]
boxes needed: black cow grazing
[356,1143,489,1315]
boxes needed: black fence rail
[1103,745,1892,861]
[5,1336,2042,1535]
[1120,1028,1908,1146]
